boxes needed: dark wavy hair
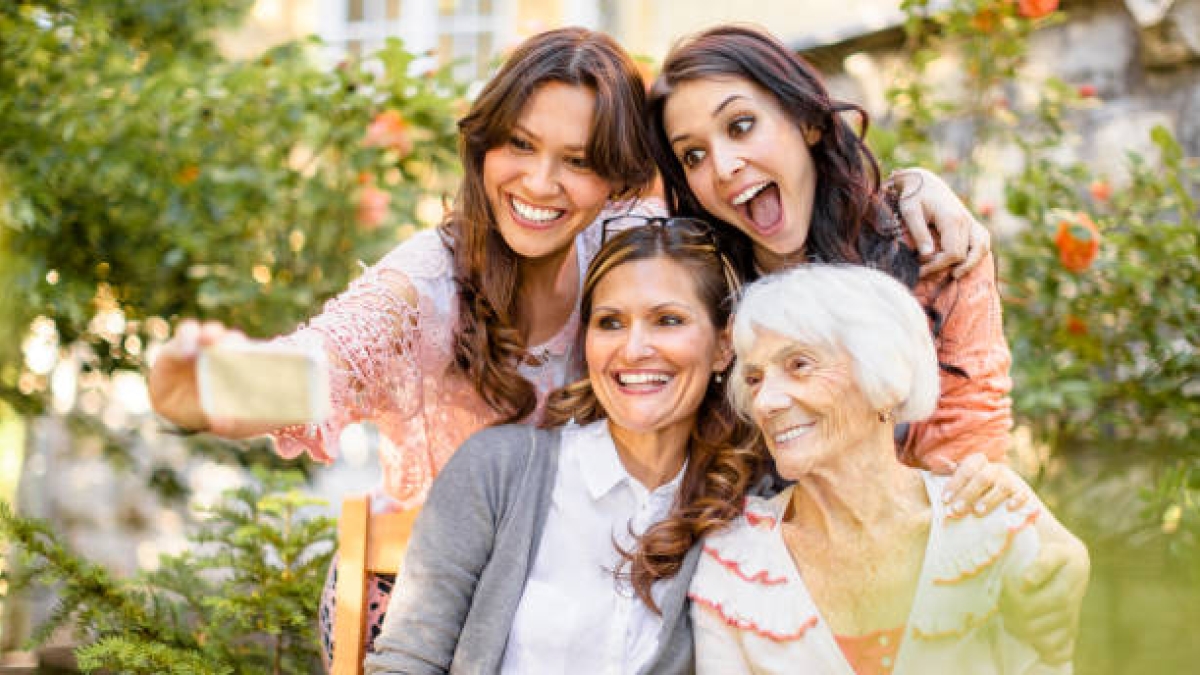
[543,224,763,613]
[646,24,918,288]
[439,28,656,422]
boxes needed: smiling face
[662,76,817,265]
[740,327,877,479]
[482,82,615,263]
[585,257,731,439]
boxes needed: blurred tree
[0,0,463,474]
[1,470,335,674]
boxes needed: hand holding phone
[197,343,330,425]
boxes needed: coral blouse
[903,252,1013,466]
[269,200,660,508]
[688,474,1067,675]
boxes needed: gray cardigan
[364,424,700,675]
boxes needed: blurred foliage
[0,0,464,492]
[870,3,1199,669]
[874,4,1198,451]
[0,469,335,674]
[0,0,463,415]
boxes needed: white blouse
[689,472,1069,675]
[499,419,684,675]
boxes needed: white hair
[729,264,939,423]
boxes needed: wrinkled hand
[1001,535,1090,664]
[147,319,247,435]
[890,167,991,278]
[927,453,1030,518]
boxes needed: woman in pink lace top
[148,27,992,667]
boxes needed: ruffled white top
[688,472,1071,674]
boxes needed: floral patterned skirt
[318,559,396,673]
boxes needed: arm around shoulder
[906,250,1014,467]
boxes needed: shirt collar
[571,419,688,502]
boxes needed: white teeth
[511,196,564,222]
[732,182,770,206]
[617,372,671,386]
[773,425,811,444]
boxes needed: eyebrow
[744,343,803,371]
[669,94,749,146]
[592,301,697,315]
[513,123,587,153]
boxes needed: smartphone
[197,343,331,424]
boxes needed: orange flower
[1054,212,1100,273]
[633,58,657,93]
[356,183,390,231]
[1065,315,1088,336]
[175,165,200,185]
[978,201,996,218]
[1017,0,1058,19]
[1077,84,1097,98]
[971,9,1001,33]
[363,110,413,158]
[1089,179,1111,202]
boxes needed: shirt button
[879,634,889,646]
[882,655,893,668]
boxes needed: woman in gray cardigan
[365,220,761,674]
[364,222,1034,674]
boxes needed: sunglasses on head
[599,215,719,247]
[599,215,742,296]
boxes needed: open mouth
[509,194,566,228]
[613,370,673,394]
[732,181,783,236]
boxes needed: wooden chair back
[331,495,420,674]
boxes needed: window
[318,0,506,79]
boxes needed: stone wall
[800,0,1200,230]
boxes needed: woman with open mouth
[647,24,1088,665]
[148,25,1002,668]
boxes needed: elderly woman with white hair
[688,264,1080,674]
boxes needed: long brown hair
[543,223,763,612]
[440,28,656,422]
[646,25,919,288]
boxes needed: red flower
[1065,315,1088,336]
[356,179,391,231]
[363,110,413,158]
[1018,0,1059,19]
[1054,213,1100,273]
[1089,179,1111,202]
[979,201,996,218]
[1077,84,1098,98]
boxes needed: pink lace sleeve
[270,263,423,463]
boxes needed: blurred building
[218,0,929,74]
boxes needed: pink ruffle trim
[933,508,1041,585]
[689,593,819,642]
[702,545,788,586]
[911,604,1000,641]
